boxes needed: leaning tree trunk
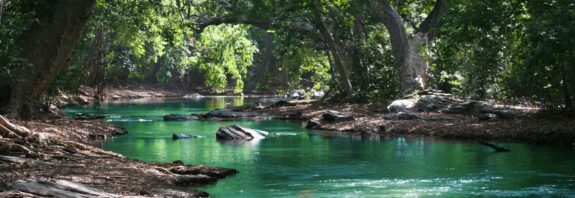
[370,0,425,96]
[7,0,96,119]
[311,4,354,97]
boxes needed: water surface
[64,98,575,197]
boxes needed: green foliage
[433,0,575,110]
[3,0,574,110]
[0,0,37,83]
[193,24,257,93]
[278,47,331,91]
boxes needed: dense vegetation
[0,0,574,119]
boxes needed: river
[64,97,575,197]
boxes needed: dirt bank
[0,116,237,197]
[251,101,575,149]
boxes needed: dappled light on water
[64,98,575,197]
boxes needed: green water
[64,98,575,197]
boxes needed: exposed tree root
[0,115,31,137]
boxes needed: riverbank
[0,116,237,197]
[250,100,575,149]
[54,84,280,109]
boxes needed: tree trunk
[0,0,4,24]
[311,4,354,97]
[84,29,109,103]
[370,0,446,96]
[350,6,370,93]
[245,32,274,93]
[7,0,96,119]
[370,0,424,96]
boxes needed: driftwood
[478,141,511,152]
[169,165,238,179]
[8,179,120,198]
[172,134,203,140]
[0,139,36,157]
[216,125,268,141]
[60,141,124,158]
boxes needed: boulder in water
[215,125,268,141]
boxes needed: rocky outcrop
[322,110,354,122]
[306,110,354,129]
[387,99,417,113]
[216,125,268,141]
[386,91,520,120]
[442,101,519,119]
[285,89,306,99]
[310,90,325,99]
[383,112,422,120]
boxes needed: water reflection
[63,98,575,197]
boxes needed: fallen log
[215,125,268,141]
[172,134,203,140]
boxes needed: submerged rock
[200,109,258,120]
[73,113,107,120]
[172,134,204,140]
[163,114,198,121]
[216,125,268,141]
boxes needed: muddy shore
[0,117,237,197]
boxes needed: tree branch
[196,15,271,32]
[416,0,448,35]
